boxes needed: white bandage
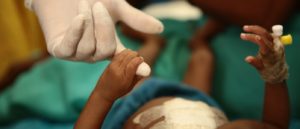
[258,25,288,84]
[133,98,228,129]
[272,25,283,37]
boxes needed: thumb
[116,0,164,34]
[245,56,264,70]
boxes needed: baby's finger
[243,25,273,41]
[112,49,131,64]
[120,51,139,68]
[52,14,85,58]
[125,57,144,79]
[240,33,268,54]
[245,56,264,70]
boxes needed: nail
[140,56,144,61]
[241,33,246,39]
[256,35,261,40]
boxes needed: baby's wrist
[96,89,118,103]
[260,63,288,84]
[258,51,289,84]
[95,85,119,103]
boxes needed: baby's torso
[124,97,228,129]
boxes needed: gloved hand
[25,0,163,76]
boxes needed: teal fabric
[0,13,300,127]
[102,78,220,129]
[0,59,110,123]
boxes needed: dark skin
[74,49,144,129]
[74,25,289,129]
[74,25,166,129]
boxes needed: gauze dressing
[133,98,228,129]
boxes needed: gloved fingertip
[78,0,91,15]
[93,2,105,12]
[153,20,164,33]
[73,14,85,28]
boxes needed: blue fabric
[102,78,220,129]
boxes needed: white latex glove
[26,0,164,76]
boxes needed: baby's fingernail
[245,56,251,62]
[241,33,246,39]
[244,25,249,30]
[256,35,261,40]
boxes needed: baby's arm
[241,25,290,129]
[74,50,144,129]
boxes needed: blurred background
[0,0,46,88]
[0,0,299,128]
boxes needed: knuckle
[263,30,270,36]
[112,69,121,77]
[109,63,118,70]
[76,51,93,58]
[124,49,131,53]
[253,25,261,29]
[132,51,138,56]
[51,44,75,58]
[126,63,135,71]
[128,63,135,69]
[128,52,138,58]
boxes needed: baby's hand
[96,49,144,101]
[241,25,288,84]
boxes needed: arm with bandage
[241,25,290,129]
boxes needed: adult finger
[92,2,117,61]
[116,0,164,34]
[75,0,96,60]
[52,14,85,58]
